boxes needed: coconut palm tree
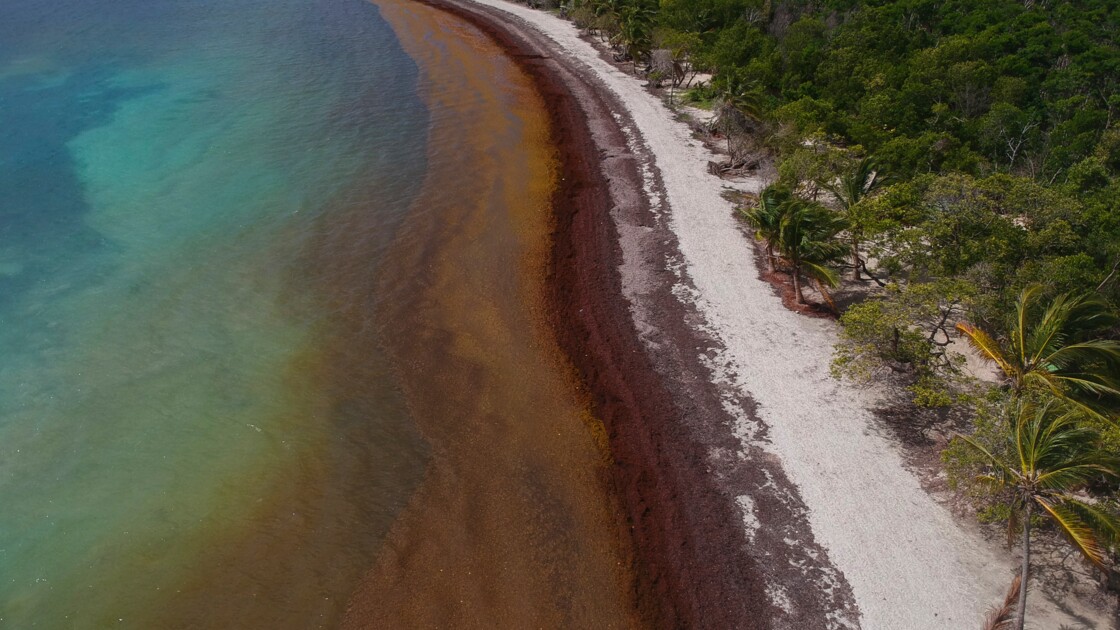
[590,0,625,42]
[713,72,763,166]
[719,73,763,122]
[958,399,1120,630]
[821,156,887,281]
[616,3,655,67]
[956,286,1120,419]
[738,185,790,273]
[775,198,848,305]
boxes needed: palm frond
[1027,291,1075,366]
[1064,499,1120,552]
[1015,285,1044,369]
[956,322,1015,377]
[738,187,791,251]
[1065,292,1120,336]
[821,157,886,211]
[958,287,1120,415]
[980,575,1021,630]
[958,434,1015,478]
[1035,463,1114,490]
[802,260,840,289]
[1045,340,1120,371]
[776,199,846,265]
[1039,373,1120,420]
[1034,496,1108,566]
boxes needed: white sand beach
[456,1,1115,627]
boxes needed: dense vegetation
[536,0,1120,624]
[558,0,1120,306]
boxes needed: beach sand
[389,1,1117,628]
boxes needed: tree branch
[1096,258,1119,292]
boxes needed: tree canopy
[549,0,1120,622]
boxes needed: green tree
[738,185,789,272]
[821,156,888,280]
[712,70,764,166]
[617,2,656,67]
[833,279,974,406]
[590,0,625,42]
[957,286,1120,419]
[775,198,847,304]
[956,399,1120,630]
[774,139,848,201]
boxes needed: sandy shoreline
[396,1,1116,629]
[413,0,857,626]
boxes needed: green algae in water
[0,0,429,625]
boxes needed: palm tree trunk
[850,237,861,281]
[792,266,805,304]
[1016,502,1031,630]
[766,244,775,272]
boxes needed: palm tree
[616,3,654,68]
[958,399,1120,630]
[713,72,763,165]
[957,286,1120,419]
[590,0,625,43]
[720,75,763,121]
[775,199,848,305]
[821,156,887,281]
[737,185,790,273]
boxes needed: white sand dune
[457,1,1113,627]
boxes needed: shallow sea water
[0,0,431,625]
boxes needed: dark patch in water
[0,66,161,304]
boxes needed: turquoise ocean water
[0,0,430,625]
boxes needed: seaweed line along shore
[373,0,1118,628]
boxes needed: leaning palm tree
[775,199,848,305]
[737,185,790,273]
[958,399,1120,630]
[820,156,887,281]
[957,286,1120,419]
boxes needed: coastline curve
[394,1,863,628]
